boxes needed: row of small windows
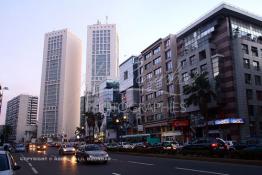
[144,46,171,61]
[242,44,262,57]
[243,58,260,70]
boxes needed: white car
[76,144,110,164]
[0,151,21,175]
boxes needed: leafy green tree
[183,72,216,137]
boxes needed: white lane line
[112,173,121,175]
[31,167,38,174]
[127,160,154,166]
[175,167,229,175]
[28,163,32,167]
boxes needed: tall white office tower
[86,21,119,95]
[38,29,82,139]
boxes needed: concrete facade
[5,95,38,143]
[38,29,82,139]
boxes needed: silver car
[76,144,110,164]
[0,151,20,175]
[58,144,76,155]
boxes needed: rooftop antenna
[106,16,108,24]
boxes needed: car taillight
[211,143,218,148]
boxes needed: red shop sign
[173,119,189,127]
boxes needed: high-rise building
[5,94,38,142]
[86,22,119,95]
[176,3,262,140]
[38,29,82,139]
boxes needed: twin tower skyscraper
[37,22,119,139]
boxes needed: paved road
[12,147,262,175]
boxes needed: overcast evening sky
[1,0,262,124]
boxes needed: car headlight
[43,145,46,149]
[72,148,75,151]
[63,148,66,151]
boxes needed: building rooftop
[177,3,262,38]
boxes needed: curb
[109,151,262,166]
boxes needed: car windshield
[85,145,101,151]
[0,154,10,171]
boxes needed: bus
[120,134,160,145]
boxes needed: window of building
[255,75,262,85]
[153,57,161,65]
[154,67,162,76]
[242,44,249,54]
[153,46,160,55]
[167,84,174,94]
[199,50,206,60]
[190,68,198,77]
[200,64,208,73]
[124,71,128,80]
[146,93,154,100]
[253,61,260,71]
[167,73,174,83]
[165,50,171,59]
[165,39,170,48]
[257,91,262,101]
[248,105,254,116]
[145,52,151,60]
[182,72,189,83]
[251,46,258,57]
[145,62,151,70]
[140,67,143,74]
[245,73,252,84]
[212,57,219,78]
[146,73,152,80]
[181,60,187,69]
[155,90,163,97]
[246,89,253,100]
[243,58,250,69]
[189,55,196,65]
[166,61,173,71]
[155,78,162,89]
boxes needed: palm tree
[75,127,85,138]
[95,112,104,134]
[183,72,216,137]
[85,111,95,142]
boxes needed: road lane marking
[127,161,154,166]
[28,163,32,167]
[112,173,121,175]
[32,167,38,174]
[175,167,229,175]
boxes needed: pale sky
[1,0,262,124]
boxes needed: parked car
[106,143,120,149]
[15,144,26,153]
[58,144,76,155]
[162,141,180,150]
[0,150,21,175]
[76,144,110,164]
[182,138,229,154]
[121,142,135,149]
